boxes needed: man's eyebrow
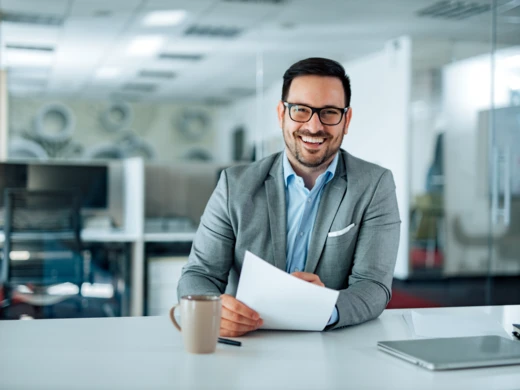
[289,102,343,109]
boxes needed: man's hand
[220,294,263,337]
[291,271,325,287]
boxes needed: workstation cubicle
[0,157,222,319]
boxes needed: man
[178,57,400,337]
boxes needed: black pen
[218,337,242,347]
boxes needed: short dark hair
[281,57,351,107]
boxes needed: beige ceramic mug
[170,295,222,354]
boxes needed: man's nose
[306,111,323,132]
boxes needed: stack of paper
[236,251,339,331]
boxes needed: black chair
[1,189,87,319]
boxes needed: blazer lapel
[266,154,287,271]
[305,152,348,274]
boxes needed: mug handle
[169,305,182,332]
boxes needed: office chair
[0,189,88,319]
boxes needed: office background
[0,0,519,319]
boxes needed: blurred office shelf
[145,241,191,316]
[146,256,188,316]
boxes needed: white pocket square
[328,223,356,238]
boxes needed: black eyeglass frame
[283,102,349,126]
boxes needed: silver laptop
[377,336,520,370]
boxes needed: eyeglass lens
[288,104,343,125]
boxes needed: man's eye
[323,109,340,116]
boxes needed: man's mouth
[300,135,325,145]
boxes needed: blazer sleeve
[177,170,236,299]
[329,169,401,330]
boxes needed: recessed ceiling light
[126,35,165,56]
[5,50,53,67]
[142,10,187,27]
[96,67,121,79]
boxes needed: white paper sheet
[403,310,509,339]
[236,251,340,331]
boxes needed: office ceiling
[0,0,519,102]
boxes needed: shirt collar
[283,151,339,187]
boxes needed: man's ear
[277,101,285,128]
[343,107,353,135]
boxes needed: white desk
[144,231,196,242]
[1,305,519,389]
[0,230,139,243]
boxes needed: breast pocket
[325,223,358,247]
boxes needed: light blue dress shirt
[283,152,339,326]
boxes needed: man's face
[277,75,352,170]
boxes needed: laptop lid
[377,336,520,371]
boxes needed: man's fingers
[221,294,260,321]
[291,271,315,281]
[219,294,263,338]
[291,272,325,286]
[220,318,263,337]
[220,327,248,338]
[221,307,260,327]
[221,318,255,333]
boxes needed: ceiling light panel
[96,67,121,79]
[142,10,187,26]
[4,49,54,67]
[126,35,165,56]
[0,23,60,47]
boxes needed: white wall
[341,36,411,279]
[216,37,412,278]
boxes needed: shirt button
[299,232,303,237]
[295,268,300,272]
[307,198,312,203]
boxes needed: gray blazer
[177,149,401,330]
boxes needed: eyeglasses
[283,102,349,126]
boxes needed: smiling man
[178,57,401,337]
